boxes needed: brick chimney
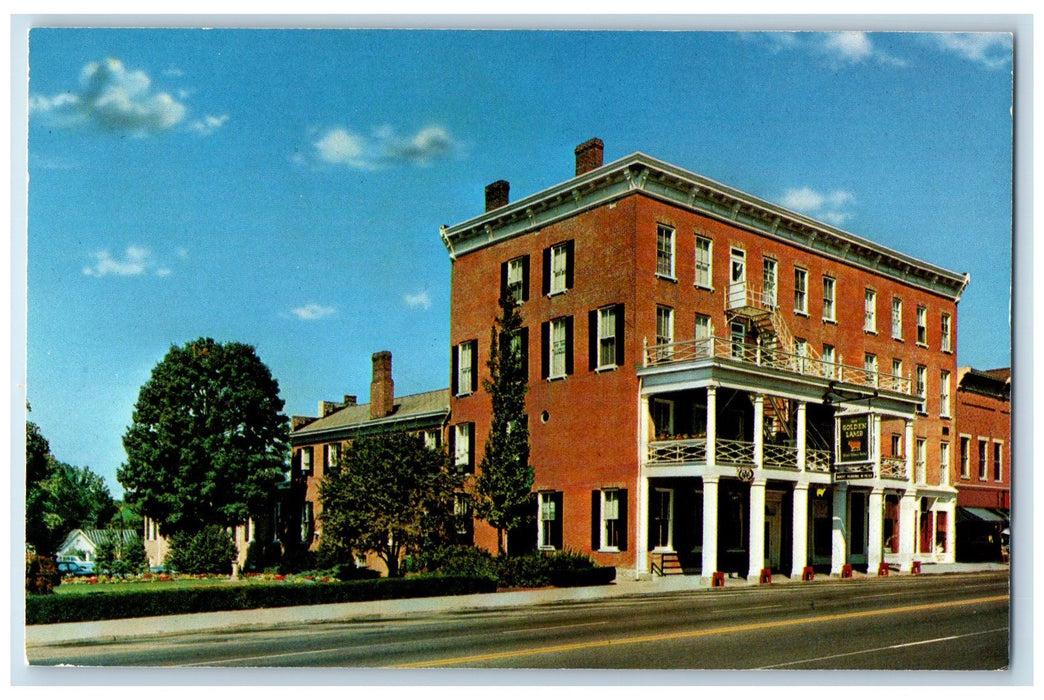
[343,395,357,406]
[485,180,510,212]
[575,138,604,176]
[370,351,394,420]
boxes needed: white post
[899,491,917,572]
[791,482,809,579]
[796,401,807,472]
[753,394,764,469]
[748,479,767,581]
[636,475,649,579]
[945,499,957,564]
[706,386,717,469]
[830,483,848,576]
[905,419,915,484]
[867,487,884,574]
[702,476,719,579]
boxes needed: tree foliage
[164,525,237,574]
[119,338,289,536]
[474,295,534,555]
[95,533,147,576]
[26,421,118,555]
[319,432,462,577]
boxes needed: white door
[729,248,747,309]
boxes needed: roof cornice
[290,407,449,445]
[441,152,970,301]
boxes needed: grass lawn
[53,576,284,595]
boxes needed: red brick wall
[955,387,1011,508]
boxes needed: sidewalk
[25,561,1007,647]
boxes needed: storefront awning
[957,507,1008,523]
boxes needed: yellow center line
[386,594,1008,669]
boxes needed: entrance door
[652,488,674,551]
[765,493,783,570]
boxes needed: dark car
[56,560,94,576]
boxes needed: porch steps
[650,552,686,577]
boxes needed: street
[26,571,1008,670]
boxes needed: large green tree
[474,294,534,556]
[119,338,289,536]
[319,432,462,577]
[26,420,118,555]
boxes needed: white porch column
[867,487,885,573]
[830,483,848,576]
[872,412,883,478]
[706,386,717,468]
[905,419,915,485]
[636,474,649,578]
[791,482,809,579]
[753,394,765,469]
[748,479,767,580]
[898,490,917,572]
[701,476,719,578]
[944,499,957,564]
[796,401,807,472]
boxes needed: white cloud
[291,303,336,320]
[780,187,855,226]
[741,32,905,68]
[931,33,1012,69]
[823,32,874,63]
[189,114,229,136]
[83,246,152,277]
[404,291,432,310]
[309,124,456,170]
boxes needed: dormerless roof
[441,151,970,301]
[291,389,450,443]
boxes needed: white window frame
[822,344,837,379]
[916,365,927,414]
[940,369,951,418]
[941,313,952,353]
[506,257,525,303]
[762,257,777,308]
[656,305,674,347]
[794,267,808,315]
[652,488,675,552]
[549,318,568,379]
[892,358,903,379]
[424,429,440,450]
[940,441,951,486]
[864,289,877,333]
[959,435,971,479]
[694,313,712,339]
[822,276,836,322]
[597,306,619,370]
[324,443,340,469]
[915,437,927,484]
[301,447,313,474]
[454,423,471,470]
[864,353,878,386]
[916,306,928,346]
[457,341,475,396]
[550,242,570,295]
[600,489,622,552]
[656,225,676,279]
[977,438,988,480]
[538,492,559,551]
[694,235,713,289]
[891,297,903,340]
[993,440,1004,482]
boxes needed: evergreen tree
[474,295,534,556]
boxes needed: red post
[802,566,815,581]
[711,571,726,587]
[911,561,921,575]
[759,568,772,584]
[877,562,890,576]
[841,564,853,578]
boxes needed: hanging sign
[836,414,871,464]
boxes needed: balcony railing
[647,436,835,473]
[880,456,908,481]
[644,335,912,395]
[647,438,708,465]
[763,443,799,470]
[807,448,832,473]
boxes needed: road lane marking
[756,626,1009,668]
[385,594,1009,668]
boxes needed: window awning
[957,507,1008,523]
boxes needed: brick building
[953,367,1010,561]
[442,139,969,580]
[289,351,450,550]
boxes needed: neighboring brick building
[442,139,969,580]
[289,352,451,551]
[953,367,1011,561]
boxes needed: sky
[22,27,1014,497]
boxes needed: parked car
[56,559,95,576]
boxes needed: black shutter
[589,309,599,371]
[519,326,529,380]
[591,490,601,551]
[469,341,478,393]
[521,255,530,302]
[500,261,508,302]
[564,316,574,376]
[467,422,476,474]
[615,304,625,366]
[448,426,456,470]
[542,247,551,296]
[618,488,628,551]
[552,492,564,549]
[565,240,575,290]
[540,321,550,379]
[451,344,459,395]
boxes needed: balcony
[880,456,908,481]
[646,437,834,473]
[644,335,912,395]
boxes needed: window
[916,365,927,413]
[695,235,713,289]
[891,297,903,340]
[916,306,927,345]
[864,289,877,333]
[694,313,712,339]
[300,447,313,476]
[590,304,624,370]
[453,340,478,396]
[453,494,473,539]
[656,305,674,347]
[977,439,988,480]
[651,398,675,438]
[794,267,808,314]
[595,489,627,551]
[538,492,563,550]
[993,441,1004,482]
[795,338,809,372]
[892,358,903,379]
[762,258,777,308]
[301,501,314,543]
[652,488,674,551]
[656,225,675,278]
[542,317,573,379]
[730,321,746,359]
[323,443,340,470]
[891,433,902,457]
[822,276,836,322]
[940,370,951,417]
[423,429,441,450]
[500,255,529,303]
[916,438,927,484]
[451,423,474,473]
[864,353,878,385]
[960,436,971,479]
[941,313,952,352]
[940,441,951,486]
[822,344,837,379]
[543,240,574,295]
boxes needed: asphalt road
[26,571,1009,671]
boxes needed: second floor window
[763,257,777,308]
[794,268,808,315]
[542,317,573,379]
[822,276,835,322]
[960,436,970,478]
[864,353,878,384]
[451,423,474,474]
[940,370,951,417]
[590,304,624,370]
[501,256,529,303]
[543,240,574,295]
[941,313,952,352]
[822,344,837,379]
[453,340,478,396]
[940,441,950,486]
[300,447,313,476]
[891,297,903,340]
[916,438,927,484]
[864,289,877,333]
[993,441,1004,481]
[916,365,927,413]
[656,305,674,347]
[656,225,675,278]
[695,235,713,288]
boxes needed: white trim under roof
[440,152,970,301]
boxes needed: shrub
[165,526,237,574]
[25,554,60,594]
[409,544,499,580]
[496,551,552,588]
[277,542,316,574]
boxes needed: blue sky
[24,28,1013,496]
